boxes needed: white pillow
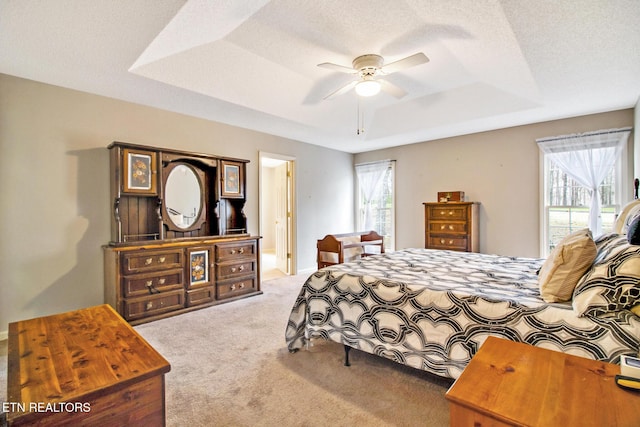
[614,200,640,234]
[538,229,597,303]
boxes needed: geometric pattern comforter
[285,248,640,379]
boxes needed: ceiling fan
[318,52,429,100]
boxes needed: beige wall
[355,109,634,257]
[0,74,354,336]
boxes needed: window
[538,128,630,256]
[544,160,617,254]
[356,160,395,251]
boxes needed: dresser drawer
[122,249,183,274]
[428,206,468,221]
[186,286,215,307]
[428,222,468,234]
[427,235,468,251]
[215,240,257,262]
[217,277,256,300]
[123,269,184,297]
[216,259,257,280]
[124,290,185,321]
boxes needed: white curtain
[356,161,391,230]
[537,128,630,236]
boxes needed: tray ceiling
[1,0,639,153]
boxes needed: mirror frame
[161,161,207,232]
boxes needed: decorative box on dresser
[424,201,479,252]
[104,142,261,325]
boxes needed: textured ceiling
[1,0,639,153]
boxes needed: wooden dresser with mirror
[104,142,261,325]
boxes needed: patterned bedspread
[285,248,640,379]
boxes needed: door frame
[259,151,296,275]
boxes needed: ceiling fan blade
[380,52,429,74]
[323,80,358,100]
[317,62,357,74]
[378,79,407,99]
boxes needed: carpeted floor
[0,273,453,426]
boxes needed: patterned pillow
[538,228,596,303]
[573,234,640,317]
[627,215,640,245]
[594,232,621,251]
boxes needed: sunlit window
[356,161,395,251]
[538,128,630,257]
[544,159,617,255]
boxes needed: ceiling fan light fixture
[355,80,381,97]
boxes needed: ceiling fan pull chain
[356,97,364,136]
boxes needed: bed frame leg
[344,345,351,367]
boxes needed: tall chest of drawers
[423,202,479,252]
[104,236,261,325]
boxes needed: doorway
[259,152,295,280]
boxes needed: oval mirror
[164,163,202,229]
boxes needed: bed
[285,204,640,380]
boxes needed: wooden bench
[316,231,385,269]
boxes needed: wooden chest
[6,304,170,426]
[424,202,479,252]
[446,336,640,426]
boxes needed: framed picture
[123,148,157,195]
[221,160,244,198]
[189,249,209,286]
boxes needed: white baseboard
[0,330,7,341]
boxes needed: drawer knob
[440,225,445,230]
[146,282,160,294]
[448,211,454,215]
[449,240,454,245]
[231,249,236,255]
[239,265,245,271]
[230,283,245,291]
[231,267,237,273]
[159,256,166,263]
[449,225,454,230]
[239,247,245,254]
[145,258,153,265]
[440,239,445,244]
[146,301,153,311]
[158,278,166,285]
